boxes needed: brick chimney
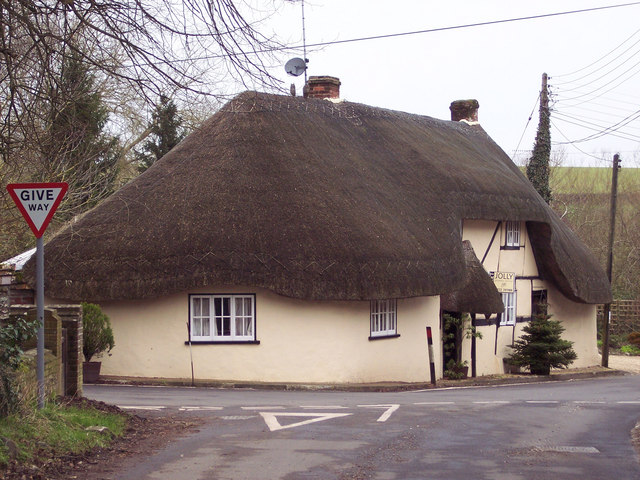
[304,76,341,99]
[450,99,479,124]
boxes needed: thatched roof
[27,91,611,304]
[441,241,505,316]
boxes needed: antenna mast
[301,0,308,83]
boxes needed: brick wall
[16,350,61,402]
[9,305,83,397]
[51,305,84,396]
[1,266,35,321]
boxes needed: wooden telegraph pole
[601,153,621,368]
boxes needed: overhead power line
[291,2,640,52]
[554,27,640,81]
[159,1,640,63]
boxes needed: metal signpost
[6,182,68,409]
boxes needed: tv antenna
[285,0,309,82]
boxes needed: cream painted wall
[461,219,599,373]
[93,286,442,384]
[547,289,600,368]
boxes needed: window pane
[192,318,202,336]
[202,317,210,336]
[193,298,201,317]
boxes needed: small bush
[609,333,629,349]
[0,317,38,417]
[628,332,640,347]
[81,303,114,363]
[620,345,640,356]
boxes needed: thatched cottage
[28,77,611,384]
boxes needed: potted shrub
[444,359,469,380]
[82,302,114,383]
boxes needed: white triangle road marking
[259,412,352,432]
[357,404,400,422]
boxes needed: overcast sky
[259,0,640,167]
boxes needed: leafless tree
[0,0,285,259]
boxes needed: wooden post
[602,153,621,368]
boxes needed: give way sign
[7,183,68,238]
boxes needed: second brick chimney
[304,76,341,100]
[449,99,480,124]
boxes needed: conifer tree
[40,51,121,220]
[135,96,187,173]
[509,305,577,375]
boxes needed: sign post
[6,182,68,409]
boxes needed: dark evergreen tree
[41,52,120,220]
[136,96,187,173]
[508,306,577,375]
[526,73,552,204]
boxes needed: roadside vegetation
[0,397,128,475]
[1,314,128,476]
[598,332,640,356]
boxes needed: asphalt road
[85,375,640,480]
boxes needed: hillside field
[549,166,640,195]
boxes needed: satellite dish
[285,58,307,77]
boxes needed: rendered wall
[95,287,441,384]
[462,219,600,373]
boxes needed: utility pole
[601,153,621,368]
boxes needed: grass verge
[0,397,127,469]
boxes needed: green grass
[0,401,127,467]
[519,166,640,194]
[549,166,640,194]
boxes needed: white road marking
[525,401,559,404]
[573,401,606,404]
[118,405,166,411]
[413,401,455,405]
[259,412,352,432]
[178,406,224,411]
[300,405,348,409]
[536,446,600,454]
[357,404,400,422]
[241,406,285,410]
[617,401,640,404]
[221,415,256,420]
[473,401,510,405]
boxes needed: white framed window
[370,299,397,337]
[190,294,256,342]
[500,291,517,326]
[505,221,521,247]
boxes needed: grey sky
[262,1,640,167]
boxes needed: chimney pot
[450,99,479,123]
[304,76,341,99]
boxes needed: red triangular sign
[7,183,68,238]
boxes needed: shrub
[628,332,640,347]
[508,307,577,375]
[81,303,114,363]
[620,345,640,356]
[0,315,38,417]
